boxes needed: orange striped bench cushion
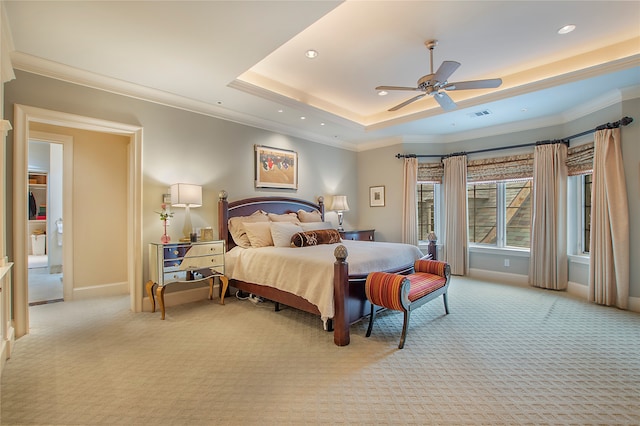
[414,259,448,277]
[406,273,447,302]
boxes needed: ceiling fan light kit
[376,39,503,112]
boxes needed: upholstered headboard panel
[217,191,325,250]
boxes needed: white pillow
[243,221,274,248]
[300,221,334,232]
[270,222,304,247]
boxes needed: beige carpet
[1,277,639,425]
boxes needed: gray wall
[4,70,357,286]
[358,98,640,300]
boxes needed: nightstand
[147,240,228,320]
[339,229,375,241]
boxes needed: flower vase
[161,221,170,243]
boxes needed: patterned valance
[417,162,444,183]
[416,141,594,184]
[467,153,533,183]
[566,142,594,176]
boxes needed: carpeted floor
[1,276,639,425]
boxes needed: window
[467,180,532,249]
[417,183,437,241]
[582,173,592,253]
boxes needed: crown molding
[10,52,358,151]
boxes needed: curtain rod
[395,116,634,159]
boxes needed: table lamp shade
[170,183,202,207]
[330,195,350,212]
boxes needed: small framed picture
[255,145,298,190]
[369,186,385,207]
[162,193,171,205]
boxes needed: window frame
[467,179,532,251]
[416,182,440,243]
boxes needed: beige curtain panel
[529,143,568,290]
[589,129,629,309]
[402,157,418,246]
[442,155,468,275]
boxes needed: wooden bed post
[333,245,350,346]
[218,190,229,246]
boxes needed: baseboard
[469,270,640,313]
[142,286,214,312]
[468,268,529,286]
[72,281,128,300]
[567,281,588,299]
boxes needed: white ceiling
[4,1,640,151]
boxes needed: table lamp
[171,183,202,240]
[330,195,350,231]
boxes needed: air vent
[468,109,492,118]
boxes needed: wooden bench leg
[399,310,411,349]
[365,303,376,337]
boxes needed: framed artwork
[255,145,298,189]
[369,185,385,207]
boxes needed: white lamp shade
[170,183,202,207]
[330,195,350,212]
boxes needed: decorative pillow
[270,222,304,247]
[300,221,334,232]
[291,229,342,247]
[228,210,269,248]
[297,209,323,223]
[267,212,300,223]
[243,221,274,248]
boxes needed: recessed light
[557,24,576,35]
[378,90,388,96]
[278,109,283,113]
[300,116,306,120]
[305,49,318,59]
[320,123,325,126]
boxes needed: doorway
[27,138,65,306]
[13,104,143,338]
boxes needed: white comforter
[226,240,423,322]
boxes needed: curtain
[402,157,418,245]
[529,143,568,290]
[589,129,629,309]
[442,155,468,275]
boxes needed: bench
[365,259,451,349]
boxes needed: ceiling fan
[376,40,502,112]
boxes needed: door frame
[13,104,143,337]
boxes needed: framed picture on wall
[369,185,385,207]
[255,145,298,189]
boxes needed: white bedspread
[226,240,423,322]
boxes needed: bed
[217,191,424,346]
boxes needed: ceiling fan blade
[388,94,427,111]
[433,61,460,84]
[433,92,456,111]
[444,78,502,91]
[376,85,420,91]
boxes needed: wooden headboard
[217,191,325,250]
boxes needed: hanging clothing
[29,191,37,219]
